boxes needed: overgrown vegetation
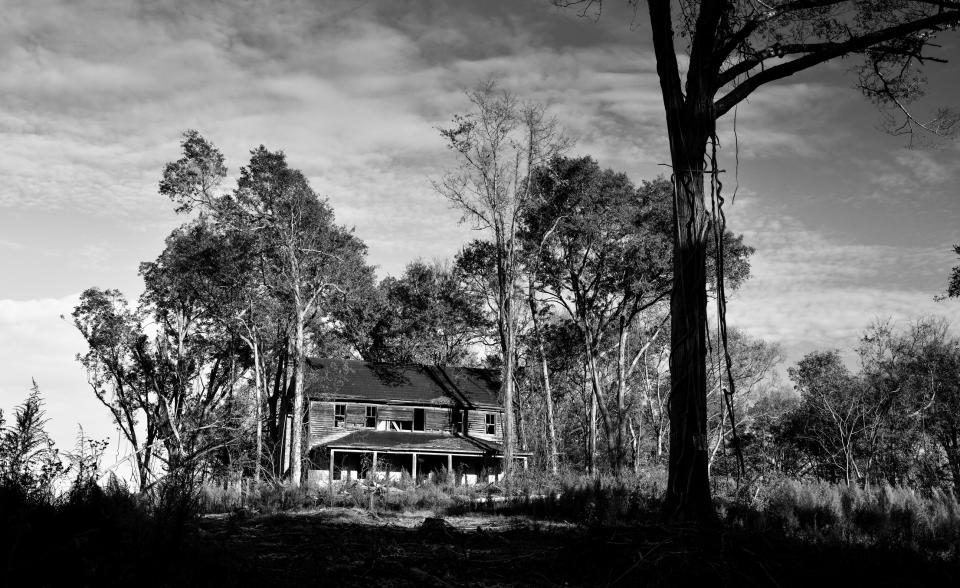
[9,4,960,575]
[197,468,960,555]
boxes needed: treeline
[36,86,958,503]
[64,121,755,492]
[742,319,960,493]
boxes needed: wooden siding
[425,407,450,431]
[345,404,366,428]
[309,401,359,447]
[310,400,507,448]
[467,410,502,440]
[379,405,412,421]
[309,401,336,444]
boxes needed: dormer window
[453,409,466,434]
[485,413,496,435]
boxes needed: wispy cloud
[2,0,958,450]
[729,203,960,367]
[0,1,850,268]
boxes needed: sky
[2,0,960,459]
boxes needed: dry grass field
[184,506,959,587]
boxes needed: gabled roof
[326,430,503,455]
[303,358,502,409]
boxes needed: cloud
[715,82,852,159]
[0,294,116,451]
[3,0,957,445]
[728,206,960,369]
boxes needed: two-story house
[302,358,528,485]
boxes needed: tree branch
[715,11,960,117]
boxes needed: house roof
[325,430,504,455]
[304,358,502,409]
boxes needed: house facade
[302,358,527,485]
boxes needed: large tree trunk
[589,375,597,475]
[629,418,642,474]
[267,340,288,476]
[615,317,629,475]
[252,340,264,485]
[502,347,515,478]
[499,294,516,481]
[289,312,305,486]
[514,373,527,451]
[528,281,559,475]
[240,325,265,485]
[664,157,712,521]
[495,234,517,482]
[582,333,619,471]
[647,0,717,522]
[138,434,154,493]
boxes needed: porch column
[411,453,417,483]
[372,450,378,482]
[447,454,454,484]
[329,449,336,489]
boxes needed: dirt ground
[184,507,960,587]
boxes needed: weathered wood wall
[308,401,508,448]
[467,410,502,441]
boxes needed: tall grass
[726,477,960,552]
[199,470,488,515]
[198,467,960,557]
[198,467,669,523]
[0,473,202,584]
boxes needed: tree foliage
[553,0,960,520]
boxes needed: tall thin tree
[436,81,569,477]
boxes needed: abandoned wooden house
[301,358,528,485]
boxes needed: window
[453,409,466,434]
[485,413,496,435]
[380,419,412,431]
[334,404,346,428]
[365,406,377,428]
[414,408,425,432]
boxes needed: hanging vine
[707,133,746,485]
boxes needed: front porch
[306,430,529,486]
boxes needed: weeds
[719,476,960,554]
[196,468,960,559]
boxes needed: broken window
[378,419,412,431]
[414,408,425,431]
[485,413,496,435]
[453,409,466,434]
[334,404,346,428]
[365,406,377,428]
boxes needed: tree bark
[615,316,629,475]
[528,281,559,475]
[499,296,516,481]
[252,339,264,485]
[648,0,717,522]
[665,162,712,520]
[589,374,597,475]
[629,418,642,474]
[289,311,306,486]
